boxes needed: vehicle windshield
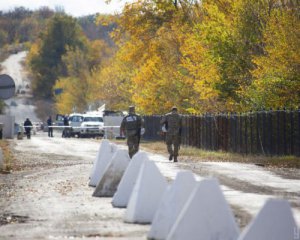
[69,115,83,122]
[83,117,103,122]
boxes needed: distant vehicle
[68,113,84,137]
[55,114,65,126]
[79,114,104,138]
[57,110,123,138]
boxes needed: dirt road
[1,51,39,124]
[0,133,150,239]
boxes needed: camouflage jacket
[161,112,182,135]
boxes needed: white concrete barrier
[90,139,110,180]
[148,171,197,240]
[124,159,167,224]
[112,152,148,208]
[167,178,239,240]
[89,140,118,187]
[238,199,298,240]
[92,149,130,197]
[89,140,106,179]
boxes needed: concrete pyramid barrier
[112,151,149,208]
[148,171,197,240]
[89,140,107,179]
[89,140,118,187]
[167,178,239,240]
[124,159,168,224]
[238,199,299,240]
[92,149,130,197]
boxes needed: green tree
[29,14,87,98]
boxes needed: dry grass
[139,140,300,168]
[0,140,15,172]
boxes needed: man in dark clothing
[47,116,53,137]
[120,106,143,158]
[62,115,70,138]
[24,118,33,139]
[160,106,182,162]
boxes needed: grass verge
[139,140,300,168]
[0,140,14,173]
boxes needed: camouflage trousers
[165,133,180,157]
[127,135,140,158]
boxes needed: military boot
[169,154,173,161]
[174,156,178,162]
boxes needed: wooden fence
[143,108,300,156]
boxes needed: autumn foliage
[27,0,300,115]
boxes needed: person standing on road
[160,106,182,162]
[47,116,53,137]
[62,115,70,138]
[24,118,33,139]
[120,106,144,158]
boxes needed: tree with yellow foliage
[53,38,112,113]
[247,9,300,109]
[92,0,299,114]
[91,47,134,111]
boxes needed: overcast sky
[0,0,130,17]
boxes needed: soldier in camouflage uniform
[120,106,143,158]
[160,106,182,162]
